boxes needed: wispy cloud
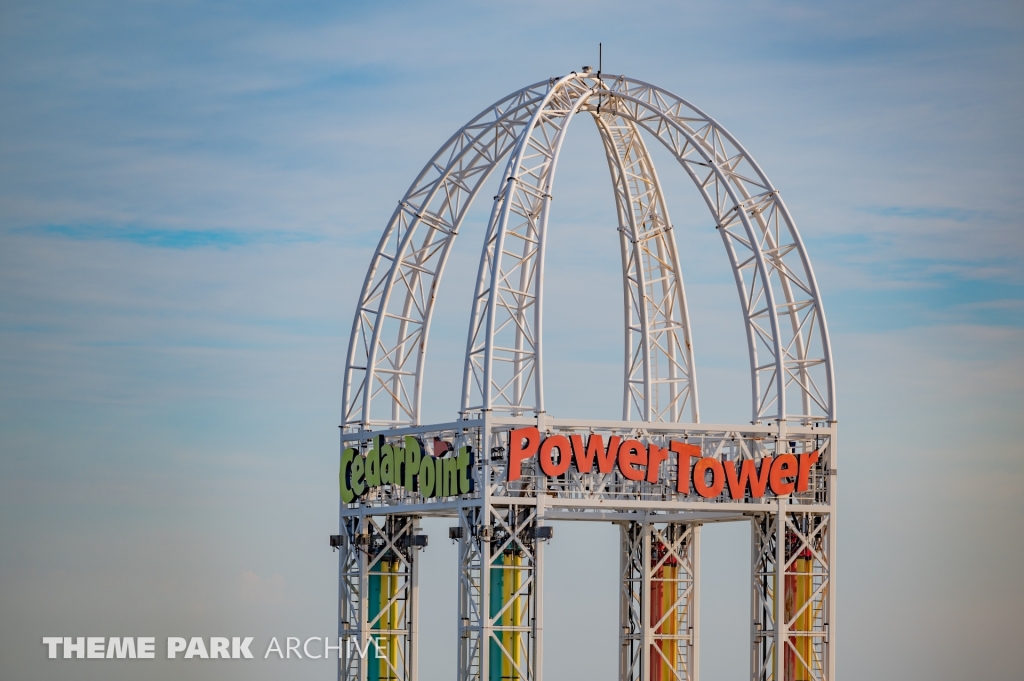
[767,26,1018,65]
[857,206,994,222]
[15,224,322,249]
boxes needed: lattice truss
[340,422,831,511]
[341,72,833,430]
[751,512,832,681]
[621,523,699,681]
[337,419,834,681]
[338,69,838,681]
[342,82,552,428]
[463,77,592,416]
[594,77,833,424]
[339,516,419,681]
[457,505,541,681]
[595,114,697,422]
[461,77,702,421]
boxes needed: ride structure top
[341,71,834,432]
[335,71,837,681]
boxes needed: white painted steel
[596,77,835,425]
[338,516,421,681]
[339,416,836,681]
[342,82,553,429]
[462,75,700,423]
[338,72,838,681]
[750,507,833,681]
[620,522,699,681]
[342,73,834,429]
[595,114,699,423]
[456,496,543,681]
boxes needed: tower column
[751,508,833,681]
[339,515,422,681]
[458,503,543,681]
[620,522,700,681]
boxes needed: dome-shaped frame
[342,73,834,431]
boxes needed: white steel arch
[595,113,699,423]
[461,75,594,419]
[459,74,700,423]
[596,76,835,424]
[341,81,553,429]
[342,72,834,429]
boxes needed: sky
[0,0,1022,679]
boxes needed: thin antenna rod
[597,43,603,114]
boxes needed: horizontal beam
[341,496,833,519]
[543,509,747,523]
[495,496,833,514]
[340,418,485,442]
[489,415,836,437]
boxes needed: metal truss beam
[339,415,836,681]
[458,503,544,681]
[594,114,698,423]
[593,77,834,424]
[342,80,554,429]
[460,76,701,423]
[621,522,700,681]
[461,75,593,417]
[339,516,422,681]
[341,72,833,429]
[751,508,835,680]
[339,70,839,681]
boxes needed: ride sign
[507,426,819,500]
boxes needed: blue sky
[1,1,1022,680]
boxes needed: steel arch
[594,76,834,424]
[595,113,700,423]
[342,73,834,428]
[461,75,595,418]
[341,80,553,429]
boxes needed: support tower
[337,71,837,681]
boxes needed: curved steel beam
[460,76,701,424]
[341,79,554,429]
[595,76,835,423]
[462,74,596,416]
[343,73,834,428]
[594,113,699,423]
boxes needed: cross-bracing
[337,72,837,681]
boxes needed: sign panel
[340,426,822,504]
[339,435,474,503]
[507,426,819,500]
